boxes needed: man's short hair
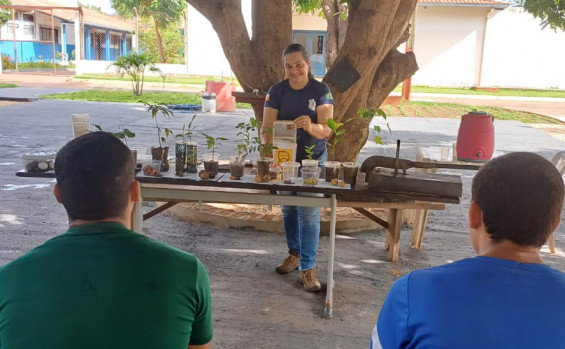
[55,132,135,220]
[472,152,564,247]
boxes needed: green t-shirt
[0,222,212,348]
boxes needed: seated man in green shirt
[0,132,212,349]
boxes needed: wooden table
[135,171,453,318]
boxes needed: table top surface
[15,169,460,204]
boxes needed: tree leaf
[374,136,383,145]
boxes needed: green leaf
[165,128,171,137]
[336,129,345,136]
[374,126,381,133]
[123,129,135,138]
[374,136,383,145]
[327,118,338,130]
[377,108,387,118]
[93,124,103,131]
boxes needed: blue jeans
[280,150,327,271]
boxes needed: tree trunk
[187,0,291,126]
[153,17,167,63]
[324,1,419,161]
[188,0,419,161]
[321,0,348,68]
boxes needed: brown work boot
[298,268,321,292]
[275,251,299,274]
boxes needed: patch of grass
[74,73,241,86]
[392,85,565,98]
[0,83,17,88]
[386,101,562,124]
[41,89,252,109]
[42,89,202,105]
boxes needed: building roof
[418,0,509,8]
[9,0,134,32]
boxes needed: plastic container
[256,157,274,178]
[302,166,321,186]
[201,93,217,113]
[206,81,236,112]
[342,162,359,185]
[229,155,245,178]
[301,159,319,168]
[324,161,341,182]
[21,150,56,172]
[281,161,300,184]
[202,153,219,177]
[456,111,494,162]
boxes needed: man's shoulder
[405,257,565,286]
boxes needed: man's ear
[53,183,63,203]
[130,181,141,203]
[469,200,483,230]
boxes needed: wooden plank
[368,170,462,198]
[352,208,389,229]
[338,201,445,210]
[143,202,178,221]
[386,209,403,263]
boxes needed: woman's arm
[294,104,333,140]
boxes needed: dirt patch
[530,124,565,143]
[0,101,17,107]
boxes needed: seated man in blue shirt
[372,152,565,349]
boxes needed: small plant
[145,102,174,148]
[109,52,164,96]
[175,114,198,144]
[202,133,228,158]
[92,124,136,146]
[235,117,260,160]
[258,126,277,157]
[326,108,390,160]
[304,144,316,160]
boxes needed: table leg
[386,209,403,263]
[132,201,143,233]
[411,209,429,250]
[323,194,337,318]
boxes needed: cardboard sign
[273,121,297,165]
[71,114,90,138]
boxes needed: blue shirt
[372,256,565,349]
[264,78,334,162]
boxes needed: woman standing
[261,43,334,292]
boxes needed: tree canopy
[0,0,11,27]
[112,0,186,62]
[522,0,565,30]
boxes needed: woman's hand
[294,115,313,132]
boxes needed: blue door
[293,30,326,77]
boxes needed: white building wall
[185,1,251,77]
[480,7,565,89]
[412,6,489,87]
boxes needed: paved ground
[1,74,565,348]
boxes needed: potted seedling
[146,102,174,172]
[174,115,199,176]
[201,133,227,179]
[302,144,319,168]
[325,108,390,186]
[230,117,259,179]
[255,126,277,182]
[93,124,138,167]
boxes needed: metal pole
[12,9,18,73]
[323,194,337,318]
[51,9,57,75]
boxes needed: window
[40,27,59,44]
[110,34,121,49]
[22,13,33,22]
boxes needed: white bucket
[201,93,217,113]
